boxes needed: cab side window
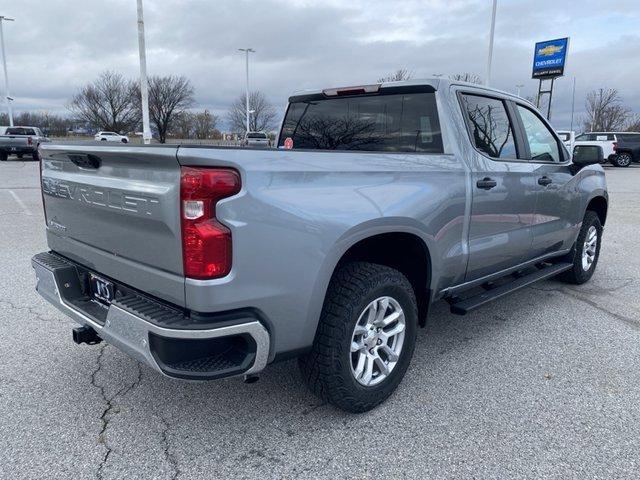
[516,105,561,162]
[460,94,518,160]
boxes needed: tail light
[613,142,618,152]
[180,167,241,279]
[27,136,33,146]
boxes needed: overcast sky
[2,0,639,131]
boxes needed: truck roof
[289,78,532,105]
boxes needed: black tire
[17,154,23,159]
[611,152,632,167]
[299,262,418,413]
[100,138,107,141]
[0,151,7,161]
[121,138,128,143]
[32,152,39,161]
[557,211,602,284]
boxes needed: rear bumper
[32,252,270,380]
[0,145,35,154]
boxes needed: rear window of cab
[278,90,443,153]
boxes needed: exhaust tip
[72,325,102,345]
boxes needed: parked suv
[94,131,129,143]
[244,131,271,147]
[574,131,639,167]
[33,80,607,412]
[612,132,640,167]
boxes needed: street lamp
[136,0,151,144]
[515,84,524,97]
[238,48,255,135]
[485,0,497,86]
[0,15,15,127]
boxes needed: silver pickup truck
[0,126,50,161]
[32,79,608,412]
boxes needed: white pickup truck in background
[557,130,576,152]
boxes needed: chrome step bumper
[32,252,270,380]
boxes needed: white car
[244,132,271,147]
[556,130,576,152]
[94,131,129,143]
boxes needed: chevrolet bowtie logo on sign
[532,37,569,79]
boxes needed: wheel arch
[310,221,436,330]
[586,195,608,226]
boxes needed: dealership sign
[532,37,569,79]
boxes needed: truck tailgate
[40,144,185,306]
[0,135,29,147]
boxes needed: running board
[449,263,572,315]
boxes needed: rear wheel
[17,153,23,159]
[100,138,107,141]
[121,138,128,143]
[299,262,418,412]
[32,152,39,161]
[557,211,602,284]
[611,152,632,167]
[0,151,7,161]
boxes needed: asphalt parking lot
[1,158,639,479]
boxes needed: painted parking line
[8,190,33,216]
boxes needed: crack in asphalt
[530,284,640,331]
[0,298,65,324]
[158,414,181,480]
[91,345,143,480]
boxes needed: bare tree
[193,110,219,139]
[626,114,640,132]
[172,111,194,138]
[68,71,140,133]
[145,75,195,143]
[450,73,483,84]
[227,91,277,134]
[582,88,631,132]
[377,69,413,83]
[0,111,73,136]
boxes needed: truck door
[458,92,537,281]
[513,104,581,257]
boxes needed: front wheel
[557,211,602,284]
[0,151,7,161]
[121,138,128,143]
[299,262,418,412]
[611,153,632,167]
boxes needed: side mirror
[572,145,603,166]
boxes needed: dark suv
[614,133,640,167]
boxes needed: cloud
[1,0,638,130]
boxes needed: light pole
[0,16,15,127]
[238,48,255,135]
[136,0,151,144]
[515,84,524,97]
[485,0,497,86]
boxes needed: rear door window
[459,94,518,159]
[278,92,443,153]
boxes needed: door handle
[476,177,497,190]
[538,176,553,186]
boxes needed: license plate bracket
[89,274,114,304]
